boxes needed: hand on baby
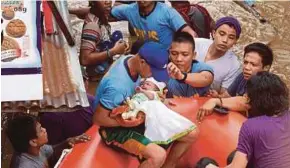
[110,105,130,117]
[110,105,145,127]
[116,112,145,127]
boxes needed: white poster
[1,1,43,101]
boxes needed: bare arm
[181,25,198,38]
[80,40,128,66]
[80,49,109,66]
[80,48,114,66]
[167,62,213,88]
[197,96,249,121]
[94,103,145,127]
[93,104,121,127]
[206,96,248,112]
[184,71,214,87]
[216,96,249,112]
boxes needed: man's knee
[189,128,199,139]
[142,143,167,167]
[180,127,199,142]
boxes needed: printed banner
[1,0,43,101]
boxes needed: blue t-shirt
[93,56,140,110]
[167,60,214,97]
[11,145,53,168]
[111,2,186,48]
[227,73,247,97]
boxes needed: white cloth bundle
[137,100,196,144]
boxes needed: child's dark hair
[195,157,219,168]
[6,114,38,153]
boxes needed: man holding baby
[93,31,212,168]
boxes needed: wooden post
[46,1,75,46]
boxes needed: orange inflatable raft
[58,97,246,168]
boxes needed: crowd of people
[5,1,290,168]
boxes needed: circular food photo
[6,19,26,38]
[1,36,21,62]
[1,36,20,51]
[2,8,15,20]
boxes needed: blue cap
[138,42,169,82]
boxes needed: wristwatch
[177,72,187,83]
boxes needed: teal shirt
[93,56,140,110]
[167,60,214,97]
[111,2,186,48]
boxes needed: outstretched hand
[196,99,217,121]
[67,134,91,147]
[167,62,184,80]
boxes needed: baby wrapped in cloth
[111,77,196,144]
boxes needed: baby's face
[140,81,158,91]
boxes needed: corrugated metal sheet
[1,1,89,112]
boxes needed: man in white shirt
[195,16,242,94]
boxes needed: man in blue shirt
[197,42,274,120]
[166,31,214,98]
[93,42,198,168]
[111,1,197,48]
[227,43,273,97]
